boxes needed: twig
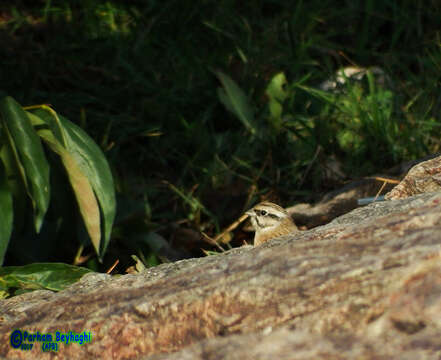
[201,232,226,251]
[106,259,119,274]
[369,176,400,184]
[373,180,388,202]
[213,213,249,244]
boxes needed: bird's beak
[245,210,254,217]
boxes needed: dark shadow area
[1,0,440,272]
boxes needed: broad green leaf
[27,111,102,258]
[26,104,68,147]
[31,109,116,259]
[59,116,116,257]
[215,70,256,134]
[0,144,27,237]
[0,137,23,196]
[0,263,92,295]
[59,152,101,254]
[0,97,50,232]
[0,161,13,265]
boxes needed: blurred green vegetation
[1,0,441,273]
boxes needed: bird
[245,201,298,246]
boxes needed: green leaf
[0,263,92,295]
[130,255,147,273]
[266,72,288,103]
[215,70,256,135]
[31,109,116,260]
[60,117,116,258]
[0,161,13,266]
[28,105,68,147]
[60,152,101,253]
[0,96,50,232]
[27,111,102,258]
[0,143,27,238]
[265,72,289,129]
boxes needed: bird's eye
[258,210,267,216]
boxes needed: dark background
[1,0,440,271]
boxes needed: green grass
[1,0,441,271]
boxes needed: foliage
[0,0,440,274]
[0,262,92,298]
[0,96,116,266]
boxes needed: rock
[319,66,388,92]
[287,178,395,228]
[385,155,441,199]
[1,163,441,359]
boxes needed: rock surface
[386,155,441,199]
[1,156,441,359]
[287,177,395,228]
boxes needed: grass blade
[215,70,256,135]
